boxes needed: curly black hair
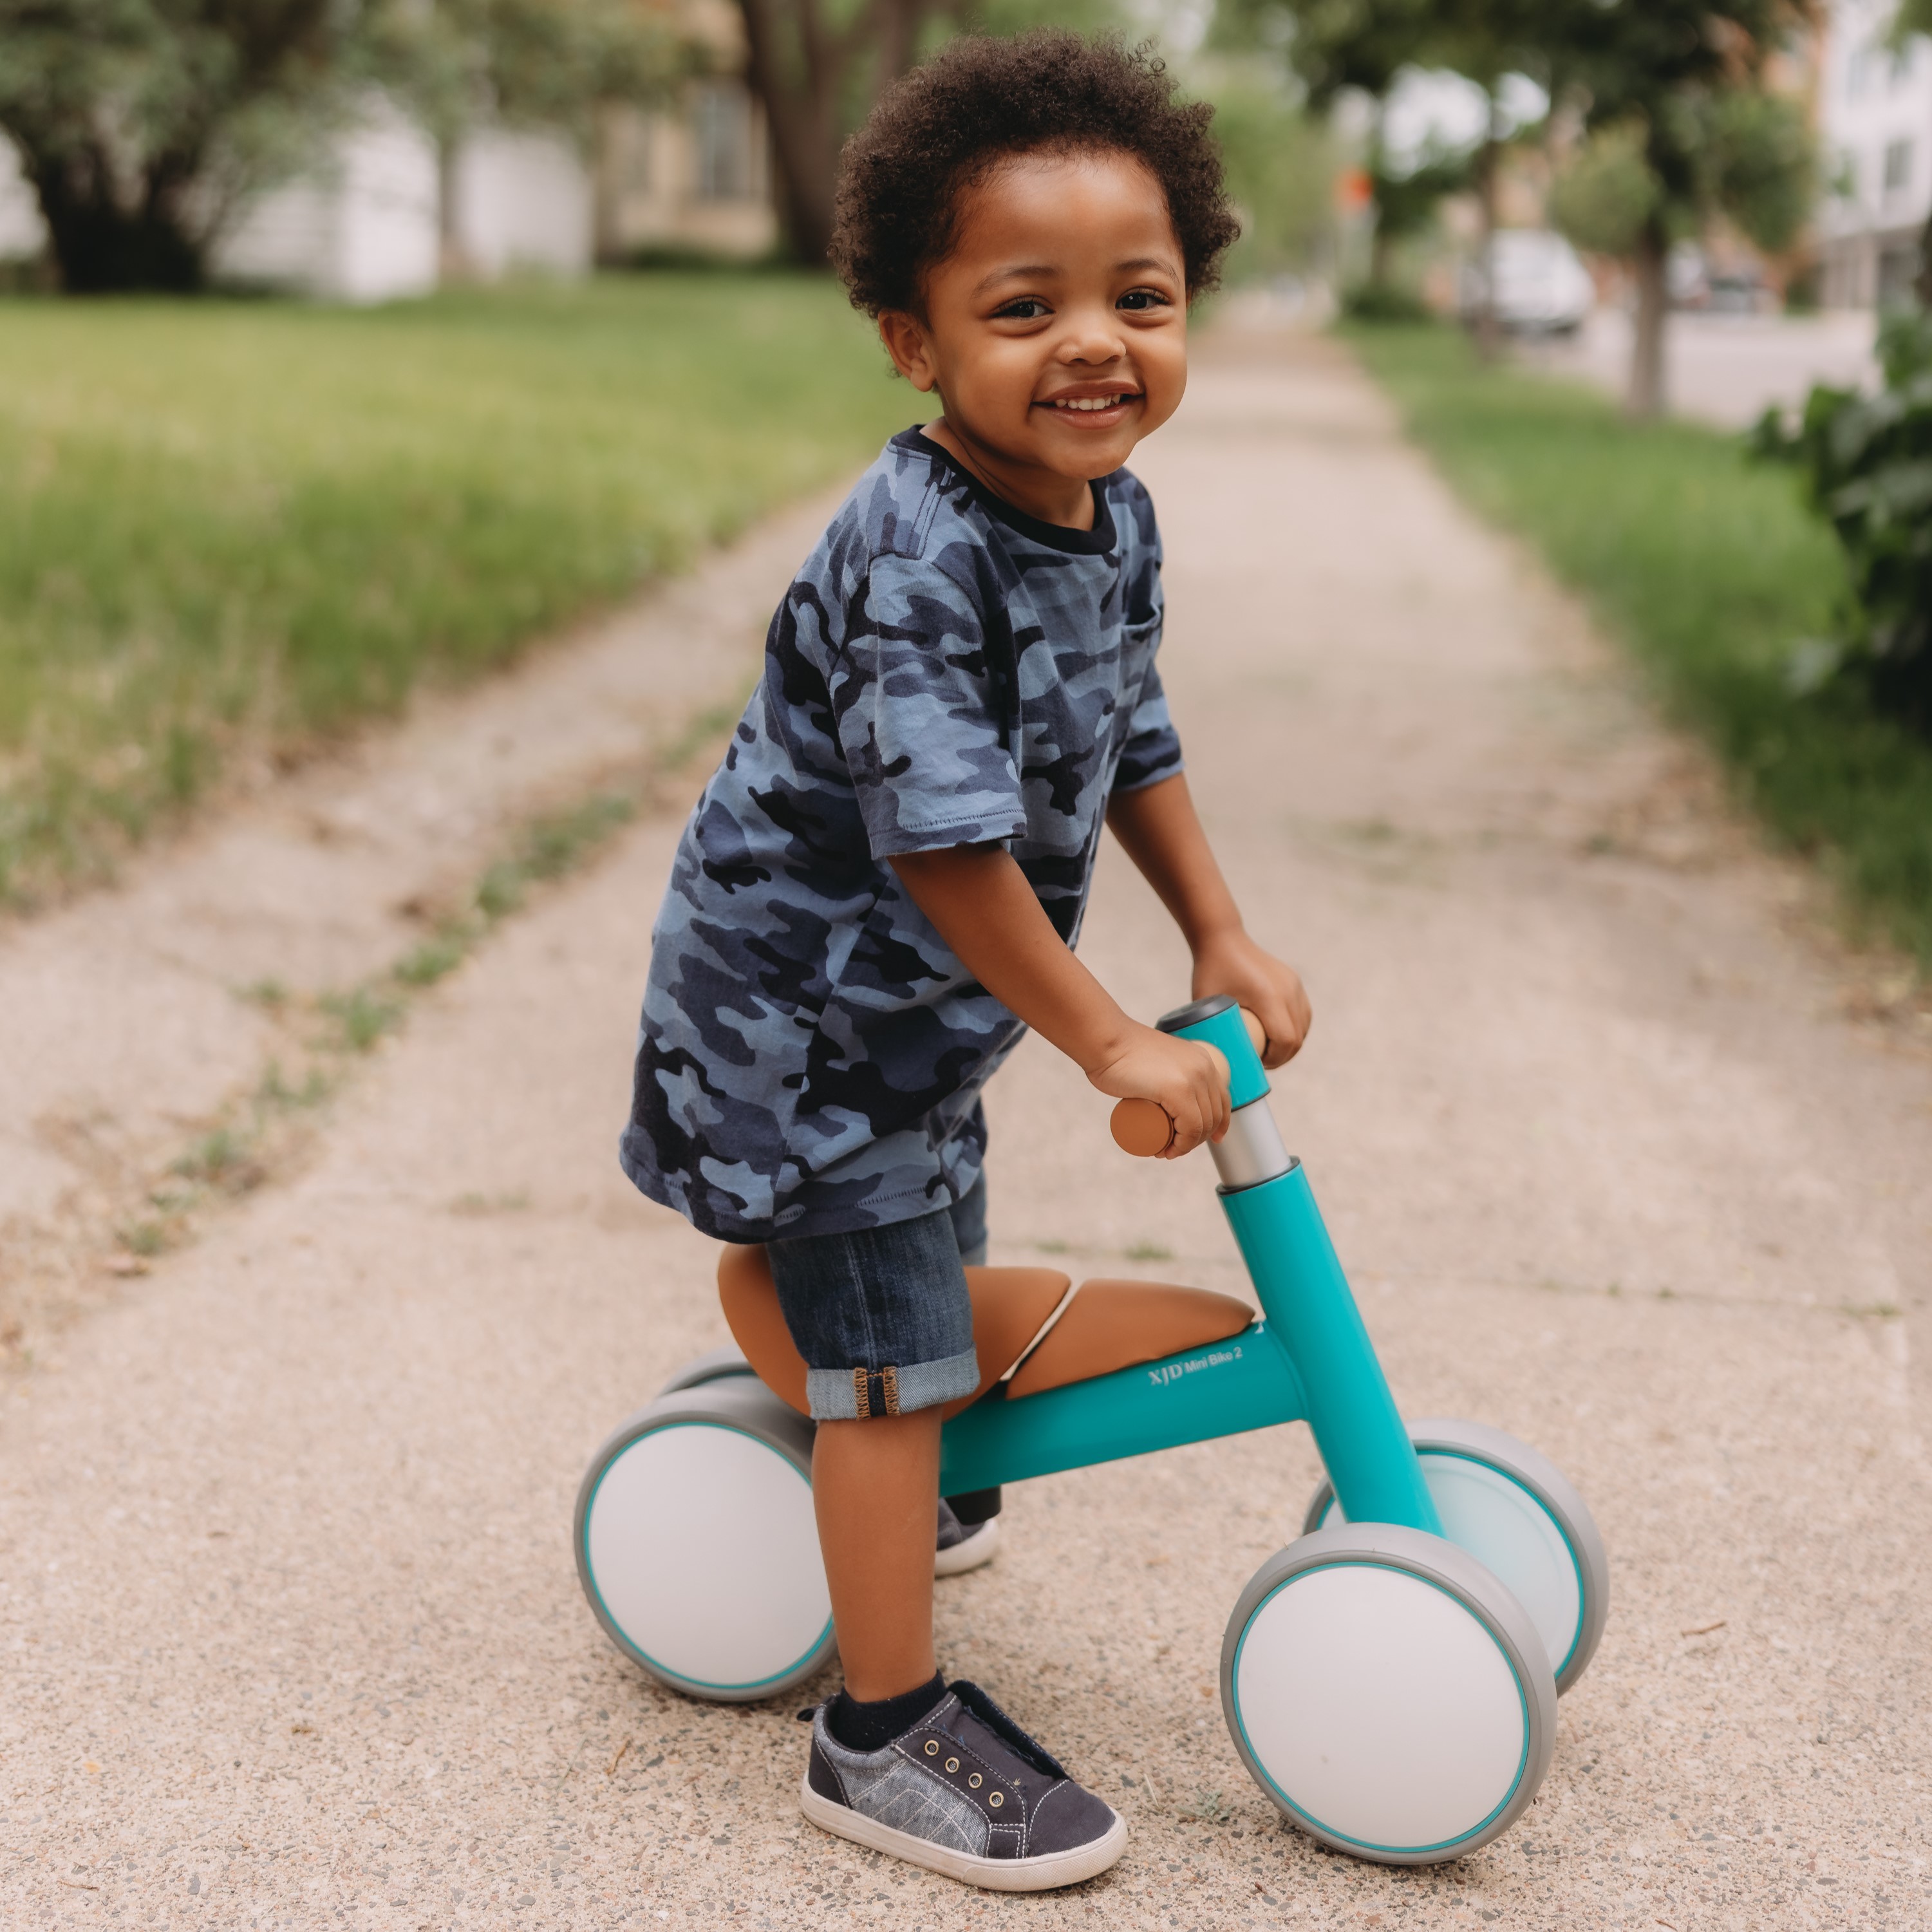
[830,32,1239,317]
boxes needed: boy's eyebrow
[973,255,1179,294]
[973,263,1058,292]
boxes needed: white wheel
[574,1378,834,1702]
[1221,1525,1555,1864]
[1302,1418,1608,1694]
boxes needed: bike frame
[937,1000,1444,1537]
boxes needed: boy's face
[879,149,1187,521]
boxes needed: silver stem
[1210,1097,1293,1192]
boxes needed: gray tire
[656,1343,754,1397]
[1302,1418,1608,1694]
[1221,1524,1556,1864]
[574,1378,834,1703]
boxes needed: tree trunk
[1629,220,1669,419]
[736,0,930,268]
[1470,92,1501,364]
[737,0,839,265]
[26,140,206,293]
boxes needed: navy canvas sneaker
[801,1681,1125,1890]
[933,1497,1000,1577]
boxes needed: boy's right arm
[888,844,1230,1156]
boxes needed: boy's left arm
[1106,773,1311,1067]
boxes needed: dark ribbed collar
[894,427,1118,556]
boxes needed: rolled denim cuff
[805,1345,981,1421]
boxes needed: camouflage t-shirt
[619,428,1184,1243]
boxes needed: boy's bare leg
[812,1407,942,1701]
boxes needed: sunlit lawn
[1349,323,1932,968]
[0,273,911,902]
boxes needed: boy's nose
[1055,307,1128,364]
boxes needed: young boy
[620,31,1310,1892]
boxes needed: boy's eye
[993,298,1050,319]
[1118,288,1172,312]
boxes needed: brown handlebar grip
[1110,1097,1176,1158]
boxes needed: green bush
[1751,312,1932,736]
[1341,281,1435,325]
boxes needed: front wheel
[1221,1525,1555,1864]
[1302,1419,1608,1695]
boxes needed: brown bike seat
[715,1244,1253,1418]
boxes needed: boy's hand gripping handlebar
[1109,1008,1268,1157]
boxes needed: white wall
[215,94,440,303]
[0,139,48,260]
[452,129,594,280]
[1820,0,1932,246]
[2,98,594,299]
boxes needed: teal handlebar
[1159,995,1271,1110]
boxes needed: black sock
[827,1673,946,1754]
[944,1487,1001,1526]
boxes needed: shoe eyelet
[945,1758,961,1773]
[923,1740,939,1756]
[989,1791,1005,1808]
[968,1773,982,1789]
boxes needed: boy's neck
[920,417,1097,532]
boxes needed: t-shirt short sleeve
[829,554,1027,858]
[1111,661,1186,795]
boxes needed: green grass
[1347,324,1932,968]
[0,273,912,903]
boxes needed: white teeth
[1052,395,1127,411]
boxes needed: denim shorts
[764,1178,987,1422]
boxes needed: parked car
[1459,229,1596,335]
[1667,243,1774,314]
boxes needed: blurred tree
[732,0,933,265]
[732,0,1134,267]
[0,0,339,290]
[1208,68,1336,281]
[1365,140,1467,288]
[1214,1,1548,348]
[1548,1,1817,417]
[0,0,683,292]
[368,0,688,271]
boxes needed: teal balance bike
[574,995,1608,1865]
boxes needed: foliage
[1351,324,1932,968]
[1550,2,1815,230]
[370,0,688,147]
[1554,80,1812,257]
[0,0,682,291]
[1705,86,1813,255]
[1205,67,1337,278]
[0,0,341,289]
[0,273,913,905]
[1751,313,1932,736]
[1550,120,1660,258]
[1370,142,1472,248]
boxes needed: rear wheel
[574,1376,834,1702]
[1221,1525,1555,1864]
[1303,1419,1608,1694]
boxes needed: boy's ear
[877,311,939,393]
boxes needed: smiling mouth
[1040,393,1138,413]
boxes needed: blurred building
[594,82,775,263]
[1819,0,1932,306]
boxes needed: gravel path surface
[3,328,1929,1929]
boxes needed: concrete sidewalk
[2,328,1928,1929]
